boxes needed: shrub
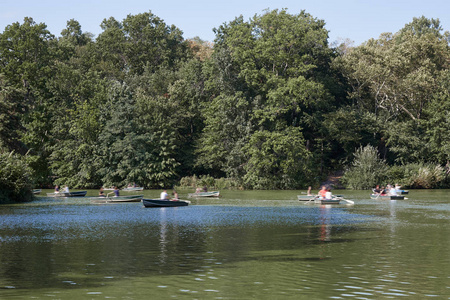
[342,145,388,190]
[0,151,34,203]
[404,163,445,188]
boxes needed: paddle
[338,197,354,205]
[304,196,318,204]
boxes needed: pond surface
[0,189,449,299]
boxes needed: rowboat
[32,189,42,195]
[301,195,354,205]
[188,191,220,198]
[320,198,341,205]
[370,194,405,200]
[142,198,190,207]
[297,195,316,201]
[46,191,87,197]
[122,187,144,191]
[90,194,144,203]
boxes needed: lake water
[0,189,449,299]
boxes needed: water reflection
[319,205,332,242]
[158,208,168,265]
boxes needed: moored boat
[188,191,220,198]
[32,189,42,195]
[46,191,88,197]
[90,194,144,203]
[370,194,405,200]
[142,198,190,207]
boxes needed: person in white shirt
[160,189,169,200]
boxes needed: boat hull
[301,195,352,205]
[297,195,315,201]
[371,194,405,200]
[32,189,42,195]
[142,199,189,207]
[46,191,87,197]
[188,191,220,198]
[320,199,341,205]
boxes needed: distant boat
[90,194,143,203]
[188,191,220,198]
[297,195,316,201]
[142,198,190,207]
[122,187,144,192]
[46,191,87,197]
[300,195,354,205]
[397,190,409,195]
[371,194,405,200]
[32,189,42,195]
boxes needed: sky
[1,0,449,46]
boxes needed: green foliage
[423,69,450,164]
[0,17,55,90]
[322,108,381,164]
[242,128,311,189]
[0,150,34,203]
[336,18,450,123]
[94,11,189,79]
[1,12,450,191]
[342,145,388,190]
[403,162,445,188]
[198,9,341,187]
[0,75,26,152]
[385,120,431,164]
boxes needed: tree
[242,128,312,189]
[95,12,189,80]
[0,150,34,203]
[197,9,339,186]
[0,75,26,152]
[337,17,450,123]
[0,17,57,185]
[423,69,450,164]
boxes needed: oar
[304,196,318,204]
[339,197,355,205]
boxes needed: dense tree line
[1,10,450,201]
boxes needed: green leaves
[342,145,388,190]
[242,128,311,189]
[0,150,34,203]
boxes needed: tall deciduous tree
[335,16,450,164]
[337,17,450,122]
[198,9,339,188]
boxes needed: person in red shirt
[318,186,327,199]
